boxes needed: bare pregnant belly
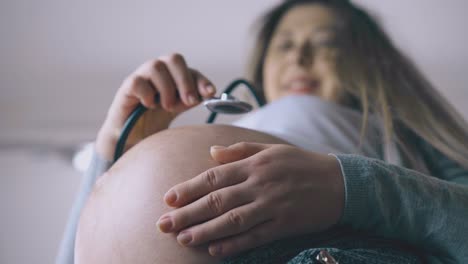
[75,124,288,264]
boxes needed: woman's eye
[276,41,294,51]
[313,38,338,48]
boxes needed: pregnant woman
[58,1,468,263]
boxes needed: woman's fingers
[192,69,216,98]
[126,76,158,109]
[158,184,253,233]
[164,160,249,208]
[175,202,271,248]
[108,75,155,127]
[161,53,199,106]
[165,143,273,208]
[210,142,271,164]
[135,54,216,111]
[144,59,178,110]
[113,53,215,117]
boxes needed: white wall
[0,1,467,264]
[0,0,277,145]
[1,0,467,146]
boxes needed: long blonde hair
[247,0,468,171]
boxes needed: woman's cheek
[263,62,283,101]
[315,60,341,101]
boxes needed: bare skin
[75,125,289,264]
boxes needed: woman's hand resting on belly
[157,142,345,258]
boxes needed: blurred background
[0,0,467,263]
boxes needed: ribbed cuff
[90,148,112,176]
[329,154,372,228]
[55,147,111,264]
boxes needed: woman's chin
[268,92,320,102]
[283,90,319,98]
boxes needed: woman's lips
[284,79,320,95]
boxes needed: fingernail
[177,231,192,245]
[188,94,198,105]
[205,84,215,94]
[157,216,173,232]
[164,190,177,205]
[209,244,222,256]
[210,145,226,152]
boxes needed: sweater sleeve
[333,153,468,264]
[55,149,112,264]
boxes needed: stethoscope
[113,78,265,162]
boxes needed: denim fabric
[223,229,423,264]
[289,247,421,264]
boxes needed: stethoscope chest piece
[203,93,253,114]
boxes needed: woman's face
[263,4,342,103]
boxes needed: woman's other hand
[158,142,345,257]
[96,53,217,161]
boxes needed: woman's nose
[294,41,315,67]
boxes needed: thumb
[210,142,270,164]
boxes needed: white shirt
[232,95,384,159]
